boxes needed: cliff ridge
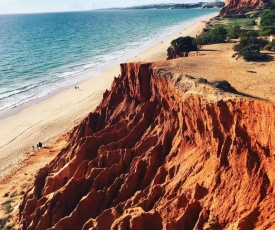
[19,62,275,229]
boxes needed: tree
[239,45,265,61]
[261,11,275,27]
[211,25,227,42]
[167,36,197,59]
[227,23,241,39]
[260,25,275,36]
[234,36,268,61]
[234,36,268,51]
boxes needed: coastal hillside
[127,2,225,9]
[220,0,265,15]
[20,62,275,229]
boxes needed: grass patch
[1,200,13,214]
[10,191,17,198]
[0,217,10,229]
[222,18,258,30]
[0,214,14,230]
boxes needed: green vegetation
[10,191,17,198]
[1,200,13,214]
[227,23,242,38]
[196,25,227,44]
[167,9,274,61]
[195,23,242,44]
[209,11,260,30]
[234,36,268,61]
[167,36,197,59]
[260,26,275,35]
[239,30,259,37]
[0,217,10,229]
[0,199,15,230]
[0,216,14,230]
[265,0,275,9]
[261,11,275,26]
[220,16,259,30]
[260,10,275,35]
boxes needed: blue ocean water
[0,8,219,116]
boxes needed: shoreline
[0,14,216,179]
[0,12,218,122]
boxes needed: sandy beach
[0,16,211,180]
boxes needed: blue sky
[0,0,206,14]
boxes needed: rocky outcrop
[220,0,265,15]
[19,62,275,229]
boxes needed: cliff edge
[19,62,275,229]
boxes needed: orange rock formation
[220,0,265,15]
[20,63,275,229]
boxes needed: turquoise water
[0,9,219,115]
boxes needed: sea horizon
[0,8,219,119]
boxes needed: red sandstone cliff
[19,63,275,229]
[220,0,265,15]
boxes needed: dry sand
[155,43,275,101]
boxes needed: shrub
[211,25,228,42]
[167,36,197,59]
[239,45,266,61]
[265,0,275,9]
[196,25,227,45]
[260,11,275,27]
[234,36,268,51]
[260,25,275,36]
[227,23,241,39]
[195,32,212,45]
[239,30,259,38]
[234,36,268,61]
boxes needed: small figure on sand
[37,142,43,149]
[75,86,79,90]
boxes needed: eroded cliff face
[220,0,265,15]
[19,63,275,230]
